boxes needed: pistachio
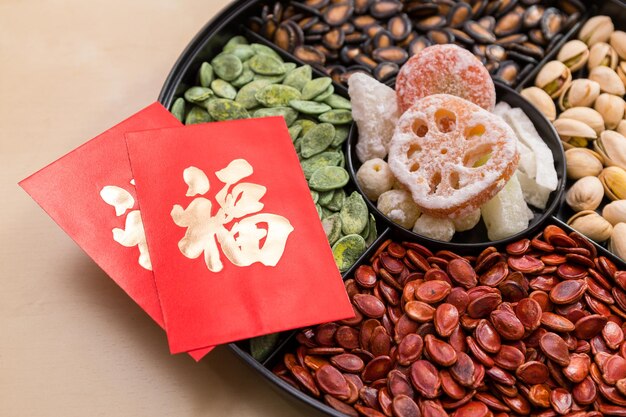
[565,148,604,179]
[565,176,605,212]
[617,61,626,87]
[557,40,589,72]
[594,130,626,170]
[599,166,626,201]
[603,200,626,225]
[559,107,605,135]
[589,66,626,96]
[535,60,572,99]
[587,42,619,70]
[553,118,597,147]
[610,31,626,60]
[579,15,614,46]
[558,79,600,111]
[567,210,613,242]
[520,87,557,121]
[618,120,626,137]
[594,93,626,130]
[609,223,626,261]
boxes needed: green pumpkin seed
[283,62,297,72]
[294,137,302,155]
[289,100,332,115]
[309,166,349,191]
[332,126,350,147]
[340,192,369,235]
[184,86,214,103]
[253,73,287,84]
[318,190,335,206]
[321,206,334,219]
[211,53,243,81]
[326,188,346,212]
[365,214,378,246]
[170,97,185,122]
[250,333,279,362]
[300,151,342,179]
[185,106,212,125]
[253,107,298,126]
[293,119,317,137]
[288,124,303,141]
[318,109,353,124]
[313,84,335,102]
[208,99,250,121]
[229,44,255,62]
[251,43,282,60]
[332,234,367,272]
[301,77,333,100]
[199,62,214,88]
[235,79,271,109]
[324,94,352,110]
[255,84,301,107]
[310,190,319,204]
[315,203,323,219]
[322,214,343,246]
[224,35,248,51]
[301,123,335,158]
[231,68,255,88]
[283,65,313,91]
[249,54,286,76]
[211,79,237,99]
[338,151,346,168]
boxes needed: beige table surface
[0,1,324,416]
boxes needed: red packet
[19,103,212,360]
[125,117,354,353]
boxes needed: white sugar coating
[503,108,558,191]
[348,73,399,163]
[481,174,530,241]
[493,101,512,118]
[396,44,496,113]
[412,214,455,242]
[377,189,421,229]
[356,158,395,201]
[516,170,552,209]
[388,94,519,218]
[452,208,481,232]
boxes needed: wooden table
[0,1,322,415]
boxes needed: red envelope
[125,117,354,353]
[19,103,212,360]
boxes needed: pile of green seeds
[170,35,379,362]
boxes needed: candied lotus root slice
[396,44,496,114]
[388,94,519,219]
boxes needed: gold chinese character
[100,183,152,271]
[171,159,294,272]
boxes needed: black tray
[157,1,626,416]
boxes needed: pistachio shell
[603,200,626,225]
[565,148,604,179]
[567,210,613,242]
[594,130,626,170]
[557,40,589,72]
[565,176,604,212]
[535,60,572,98]
[594,94,626,130]
[579,15,614,46]
[521,87,557,121]
[553,118,597,142]
[618,62,626,87]
[610,31,626,60]
[589,66,626,96]
[609,223,626,261]
[618,120,626,137]
[588,42,619,71]
[559,107,605,135]
[559,79,600,110]
[599,166,626,201]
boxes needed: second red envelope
[126,117,354,353]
